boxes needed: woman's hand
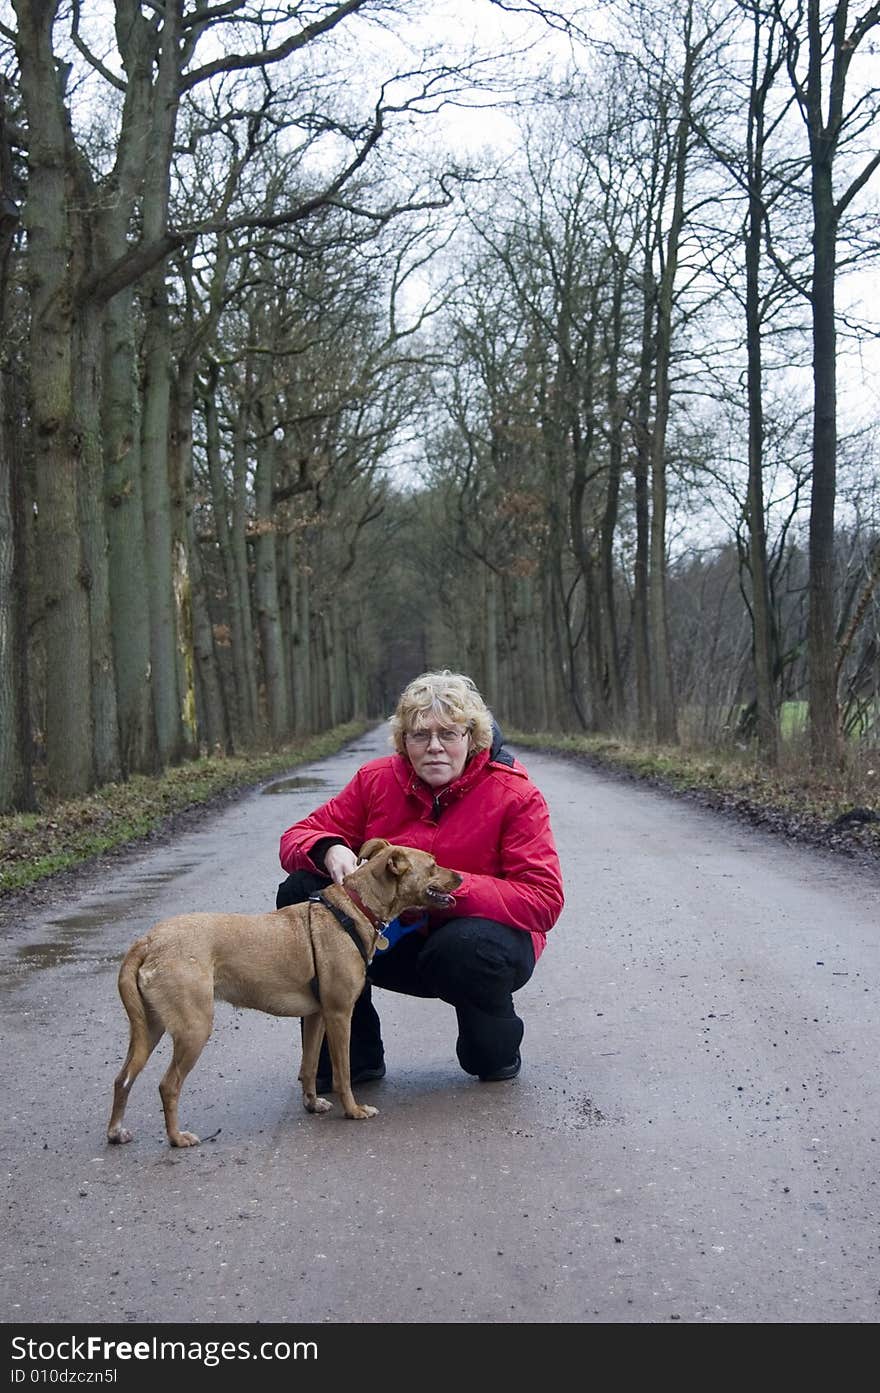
[324,843,359,885]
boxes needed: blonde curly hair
[390,670,494,756]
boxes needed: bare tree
[2,0,477,799]
[0,69,31,810]
[775,0,880,766]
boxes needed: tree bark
[633,259,655,737]
[600,261,625,727]
[804,0,840,767]
[185,491,230,755]
[173,357,229,752]
[295,544,313,734]
[74,294,121,784]
[743,8,780,766]
[101,284,157,774]
[807,154,839,766]
[253,427,289,742]
[94,3,159,776]
[0,320,34,812]
[231,402,261,743]
[14,0,93,797]
[785,0,880,765]
[140,271,184,765]
[650,32,694,748]
[0,75,33,811]
[169,357,199,758]
[202,371,246,749]
[484,566,499,709]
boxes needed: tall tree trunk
[789,0,880,763]
[137,0,184,767]
[0,324,34,812]
[169,358,198,756]
[541,388,587,730]
[516,575,546,730]
[744,11,780,766]
[140,272,184,764]
[0,78,32,811]
[0,383,34,812]
[650,5,701,747]
[600,271,625,727]
[0,435,33,811]
[64,110,122,787]
[541,561,566,729]
[74,295,121,784]
[564,307,603,731]
[203,372,247,749]
[173,360,229,753]
[295,551,313,734]
[315,607,333,729]
[807,151,839,766]
[231,406,260,743]
[102,284,157,774]
[280,512,311,733]
[185,490,230,755]
[331,598,348,722]
[97,0,166,775]
[14,0,93,796]
[804,0,840,767]
[632,260,655,737]
[253,431,289,742]
[484,566,499,709]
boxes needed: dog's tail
[117,937,160,1071]
[108,937,165,1143]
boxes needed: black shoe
[315,1062,386,1094]
[479,1051,521,1083]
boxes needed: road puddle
[260,776,326,794]
[0,861,199,991]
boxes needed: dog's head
[357,839,462,911]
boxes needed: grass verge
[4,720,879,898]
[0,721,371,895]
[507,729,880,829]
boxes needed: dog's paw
[170,1131,201,1148]
[346,1104,379,1119]
[107,1127,133,1145]
[304,1096,333,1114]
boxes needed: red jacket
[279,745,564,962]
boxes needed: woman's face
[403,717,471,788]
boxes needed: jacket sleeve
[447,782,564,936]
[279,769,371,872]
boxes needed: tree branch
[180,0,372,92]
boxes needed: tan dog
[107,839,461,1147]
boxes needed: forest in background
[1,0,879,814]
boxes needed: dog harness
[306,892,390,1002]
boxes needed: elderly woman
[276,670,564,1087]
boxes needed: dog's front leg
[159,1021,212,1147]
[324,1008,378,1120]
[300,1012,332,1115]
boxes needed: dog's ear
[383,847,411,878]
[359,838,390,861]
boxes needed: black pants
[276,869,535,1077]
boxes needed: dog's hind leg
[300,1012,332,1115]
[107,1012,164,1144]
[108,944,165,1145]
[158,1014,214,1148]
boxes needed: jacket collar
[394,747,491,809]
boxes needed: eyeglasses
[405,727,468,747]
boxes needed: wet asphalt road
[1,725,878,1326]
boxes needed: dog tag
[375,933,389,951]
